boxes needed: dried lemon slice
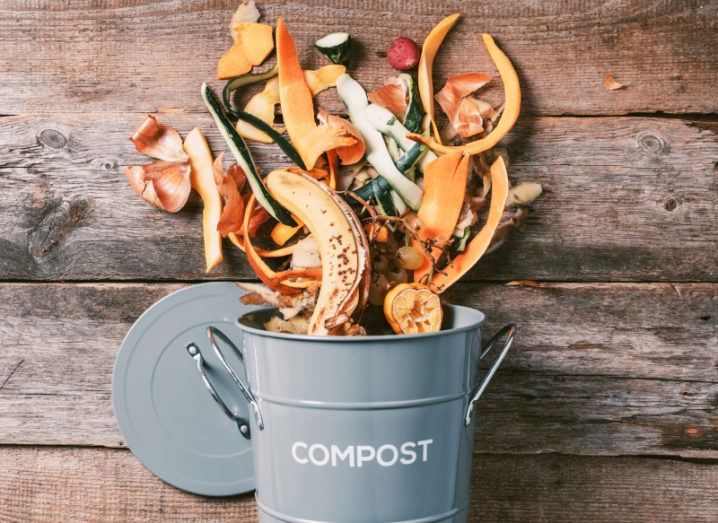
[383,283,443,334]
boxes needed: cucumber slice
[336,73,423,210]
[315,32,351,65]
[399,73,423,134]
[201,83,296,226]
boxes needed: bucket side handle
[464,324,516,427]
[206,326,264,431]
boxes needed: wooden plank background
[0,0,716,521]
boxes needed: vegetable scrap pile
[125,1,543,336]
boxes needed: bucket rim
[236,303,487,342]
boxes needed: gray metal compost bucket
[210,305,514,523]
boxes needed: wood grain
[0,1,716,116]
[1,282,715,456]
[1,446,716,523]
[1,113,716,282]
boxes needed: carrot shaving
[276,18,355,169]
[238,65,346,143]
[228,232,297,258]
[242,195,301,294]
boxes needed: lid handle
[206,326,264,431]
[464,324,515,426]
[186,342,252,438]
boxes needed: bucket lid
[112,282,262,496]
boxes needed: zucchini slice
[315,32,351,65]
[201,82,296,226]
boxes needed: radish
[387,37,420,70]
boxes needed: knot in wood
[664,198,677,211]
[27,199,90,258]
[37,129,67,149]
[637,132,666,154]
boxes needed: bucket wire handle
[186,342,252,439]
[206,326,264,431]
[464,324,516,426]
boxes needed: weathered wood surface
[0,1,716,116]
[2,0,717,519]
[1,113,716,282]
[1,447,717,523]
[1,282,715,456]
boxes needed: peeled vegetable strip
[217,23,274,79]
[214,158,246,237]
[223,66,278,114]
[183,128,223,272]
[228,232,297,257]
[408,34,521,155]
[413,151,468,282]
[202,82,296,226]
[242,195,308,294]
[304,65,347,93]
[417,13,460,143]
[235,65,345,145]
[235,77,282,143]
[276,18,354,170]
[429,156,509,293]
